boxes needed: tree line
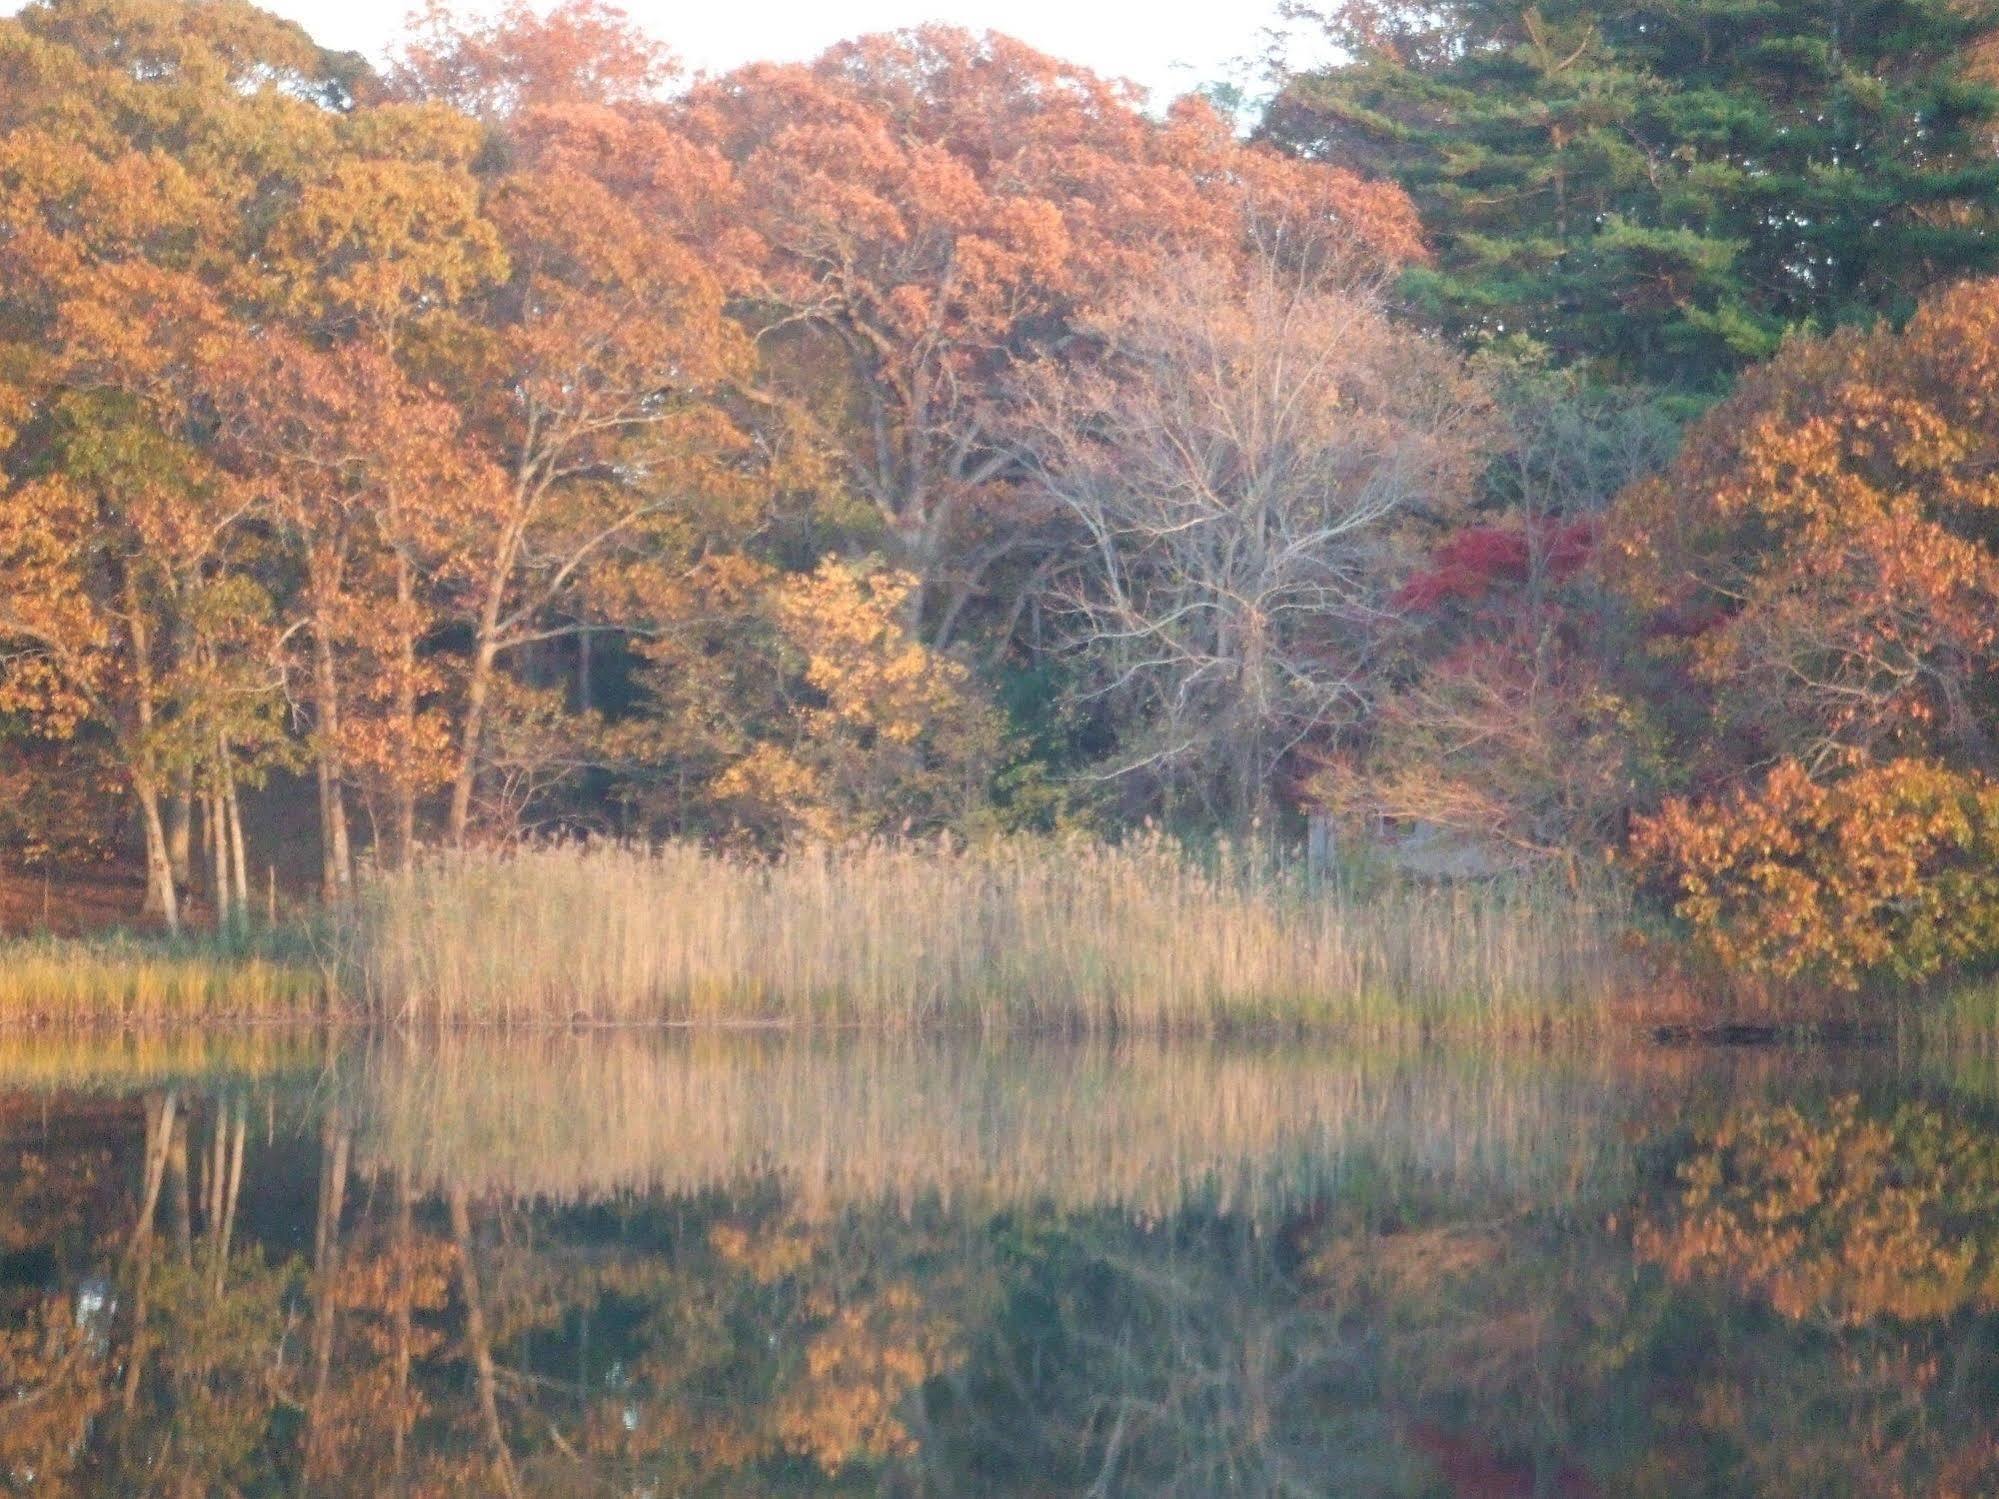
[6,0,1999,987]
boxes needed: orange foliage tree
[1612,277,1999,982]
[392,6,764,845]
[1637,1094,1999,1327]
[0,0,364,926]
[0,0,1437,902]
[680,29,1427,637]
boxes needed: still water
[3,1031,1998,1496]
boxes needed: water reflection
[1,1033,1995,1495]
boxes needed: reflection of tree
[16,1080,1999,1496]
[1636,1095,1999,1326]
[933,1214,1431,1497]
[532,1203,983,1490]
[1630,1095,1999,1498]
[0,1296,106,1495]
[101,1091,300,1496]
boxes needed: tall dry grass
[345,838,1632,1035]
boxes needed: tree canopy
[1265,0,1999,391]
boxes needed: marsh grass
[347,838,1632,1035]
[0,932,325,1025]
[1918,973,1999,1051]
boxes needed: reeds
[0,933,325,1025]
[345,837,1633,1035]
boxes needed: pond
[4,1031,1998,1496]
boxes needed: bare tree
[1013,255,1496,829]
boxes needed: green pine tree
[1265,0,1999,392]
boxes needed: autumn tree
[1614,276,1999,981]
[225,93,506,888]
[679,29,1426,642]
[1324,359,1677,869]
[0,0,360,924]
[620,556,1004,844]
[390,7,764,846]
[1013,254,1494,829]
[0,0,516,913]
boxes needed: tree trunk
[394,552,421,868]
[313,629,354,901]
[122,1090,177,1422]
[304,1111,351,1480]
[207,789,231,930]
[167,773,193,893]
[165,1110,191,1266]
[391,1171,414,1495]
[135,779,180,934]
[449,487,535,849]
[213,1099,245,1296]
[448,633,500,848]
[205,1100,225,1242]
[222,741,250,912]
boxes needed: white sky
[2,0,1334,106]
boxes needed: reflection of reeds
[344,1032,1646,1219]
[347,841,1630,1034]
[0,936,323,1025]
[0,1026,331,1089]
[0,1028,1894,1221]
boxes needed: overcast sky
[1,0,1334,105]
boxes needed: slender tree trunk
[167,773,192,893]
[222,740,250,912]
[214,1098,245,1296]
[124,1091,177,1420]
[207,787,231,931]
[449,1186,520,1499]
[124,576,179,931]
[205,1101,225,1242]
[165,1110,191,1266]
[305,1111,351,1480]
[391,1171,414,1496]
[449,504,528,849]
[314,628,354,901]
[394,552,420,868]
[135,779,180,934]
[448,633,500,848]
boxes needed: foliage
[1637,1095,1999,1326]
[1321,354,1678,868]
[1265,0,1999,392]
[0,0,1441,916]
[1013,254,1495,829]
[1612,277,1999,985]
[680,26,1428,633]
[1629,759,1999,987]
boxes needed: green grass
[0,1024,332,1086]
[342,838,1635,1036]
[0,930,327,1025]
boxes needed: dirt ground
[0,866,170,937]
